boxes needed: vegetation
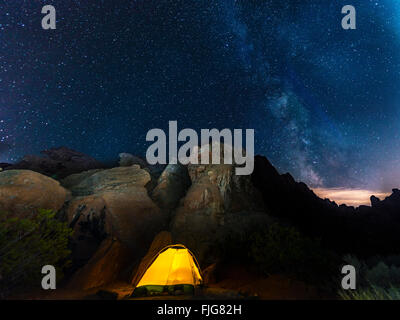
[0,209,72,297]
[340,286,400,300]
[339,255,400,300]
[249,223,340,284]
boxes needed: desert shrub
[340,286,400,300]
[339,255,400,300]
[0,209,73,297]
[249,223,339,283]
[342,254,400,288]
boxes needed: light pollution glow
[312,188,391,207]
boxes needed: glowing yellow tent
[132,244,203,296]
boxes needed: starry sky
[0,0,399,193]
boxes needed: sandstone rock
[60,169,104,189]
[67,165,150,196]
[151,164,191,210]
[202,263,218,285]
[67,197,110,268]
[186,143,264,213]
[66,166,166,264]
[118,153,166,194]
[0,170,68,217]
[171,143,267,265]
[68,237,135,290]
[118,153,148,168]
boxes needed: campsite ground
[12,265,335,300]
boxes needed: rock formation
[7,147,104,179]
[170,143,269,265]
[118,153,148,168]
[68,237,135,290]
[151,164,191,210]
[64,165,166,267]
[0,170,68,217]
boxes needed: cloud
[312,187,390,207]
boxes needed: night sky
[0,0,399,194]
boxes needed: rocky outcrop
[371,188,400,210]
[66,165,150,197]
[151,164,191,210]
[202,263,218,285]
[171,143,268,265]
[0,170,68,217]
[65,165,166,266]
[68,237,135,290]
[8,147,104,179]
[60,169,104,190]
[370,195,380,207]
[118,153,148,168]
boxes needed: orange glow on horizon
[312,188,390,207]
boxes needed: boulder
[186,143,264,213]
[171,143,267,265]
[60,169,104,190]
[118,153,148,168]
[67,165,150,196]
[151,164,191,210]
[118,153,168,193]
[67,197,110,268]
[68,237,135,290]
[0,170,68,217]
[66,166,166,265]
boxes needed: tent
[132,244,203,296]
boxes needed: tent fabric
[133,244,202,294]
[131,231,172,287]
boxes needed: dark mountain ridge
[252,155,400,257]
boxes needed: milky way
[0,0,399,193]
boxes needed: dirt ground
[207,264,334,300]
[12,264,335,300]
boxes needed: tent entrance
[132,244,202,297]
[133,284,195,297]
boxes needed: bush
[339,255,400,300]
[340,286,400,300]
[342,255,400,288]
[249,223,339,283]
[0,209,73,297]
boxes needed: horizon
[312,187,392,207]
[3,143,397,208]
